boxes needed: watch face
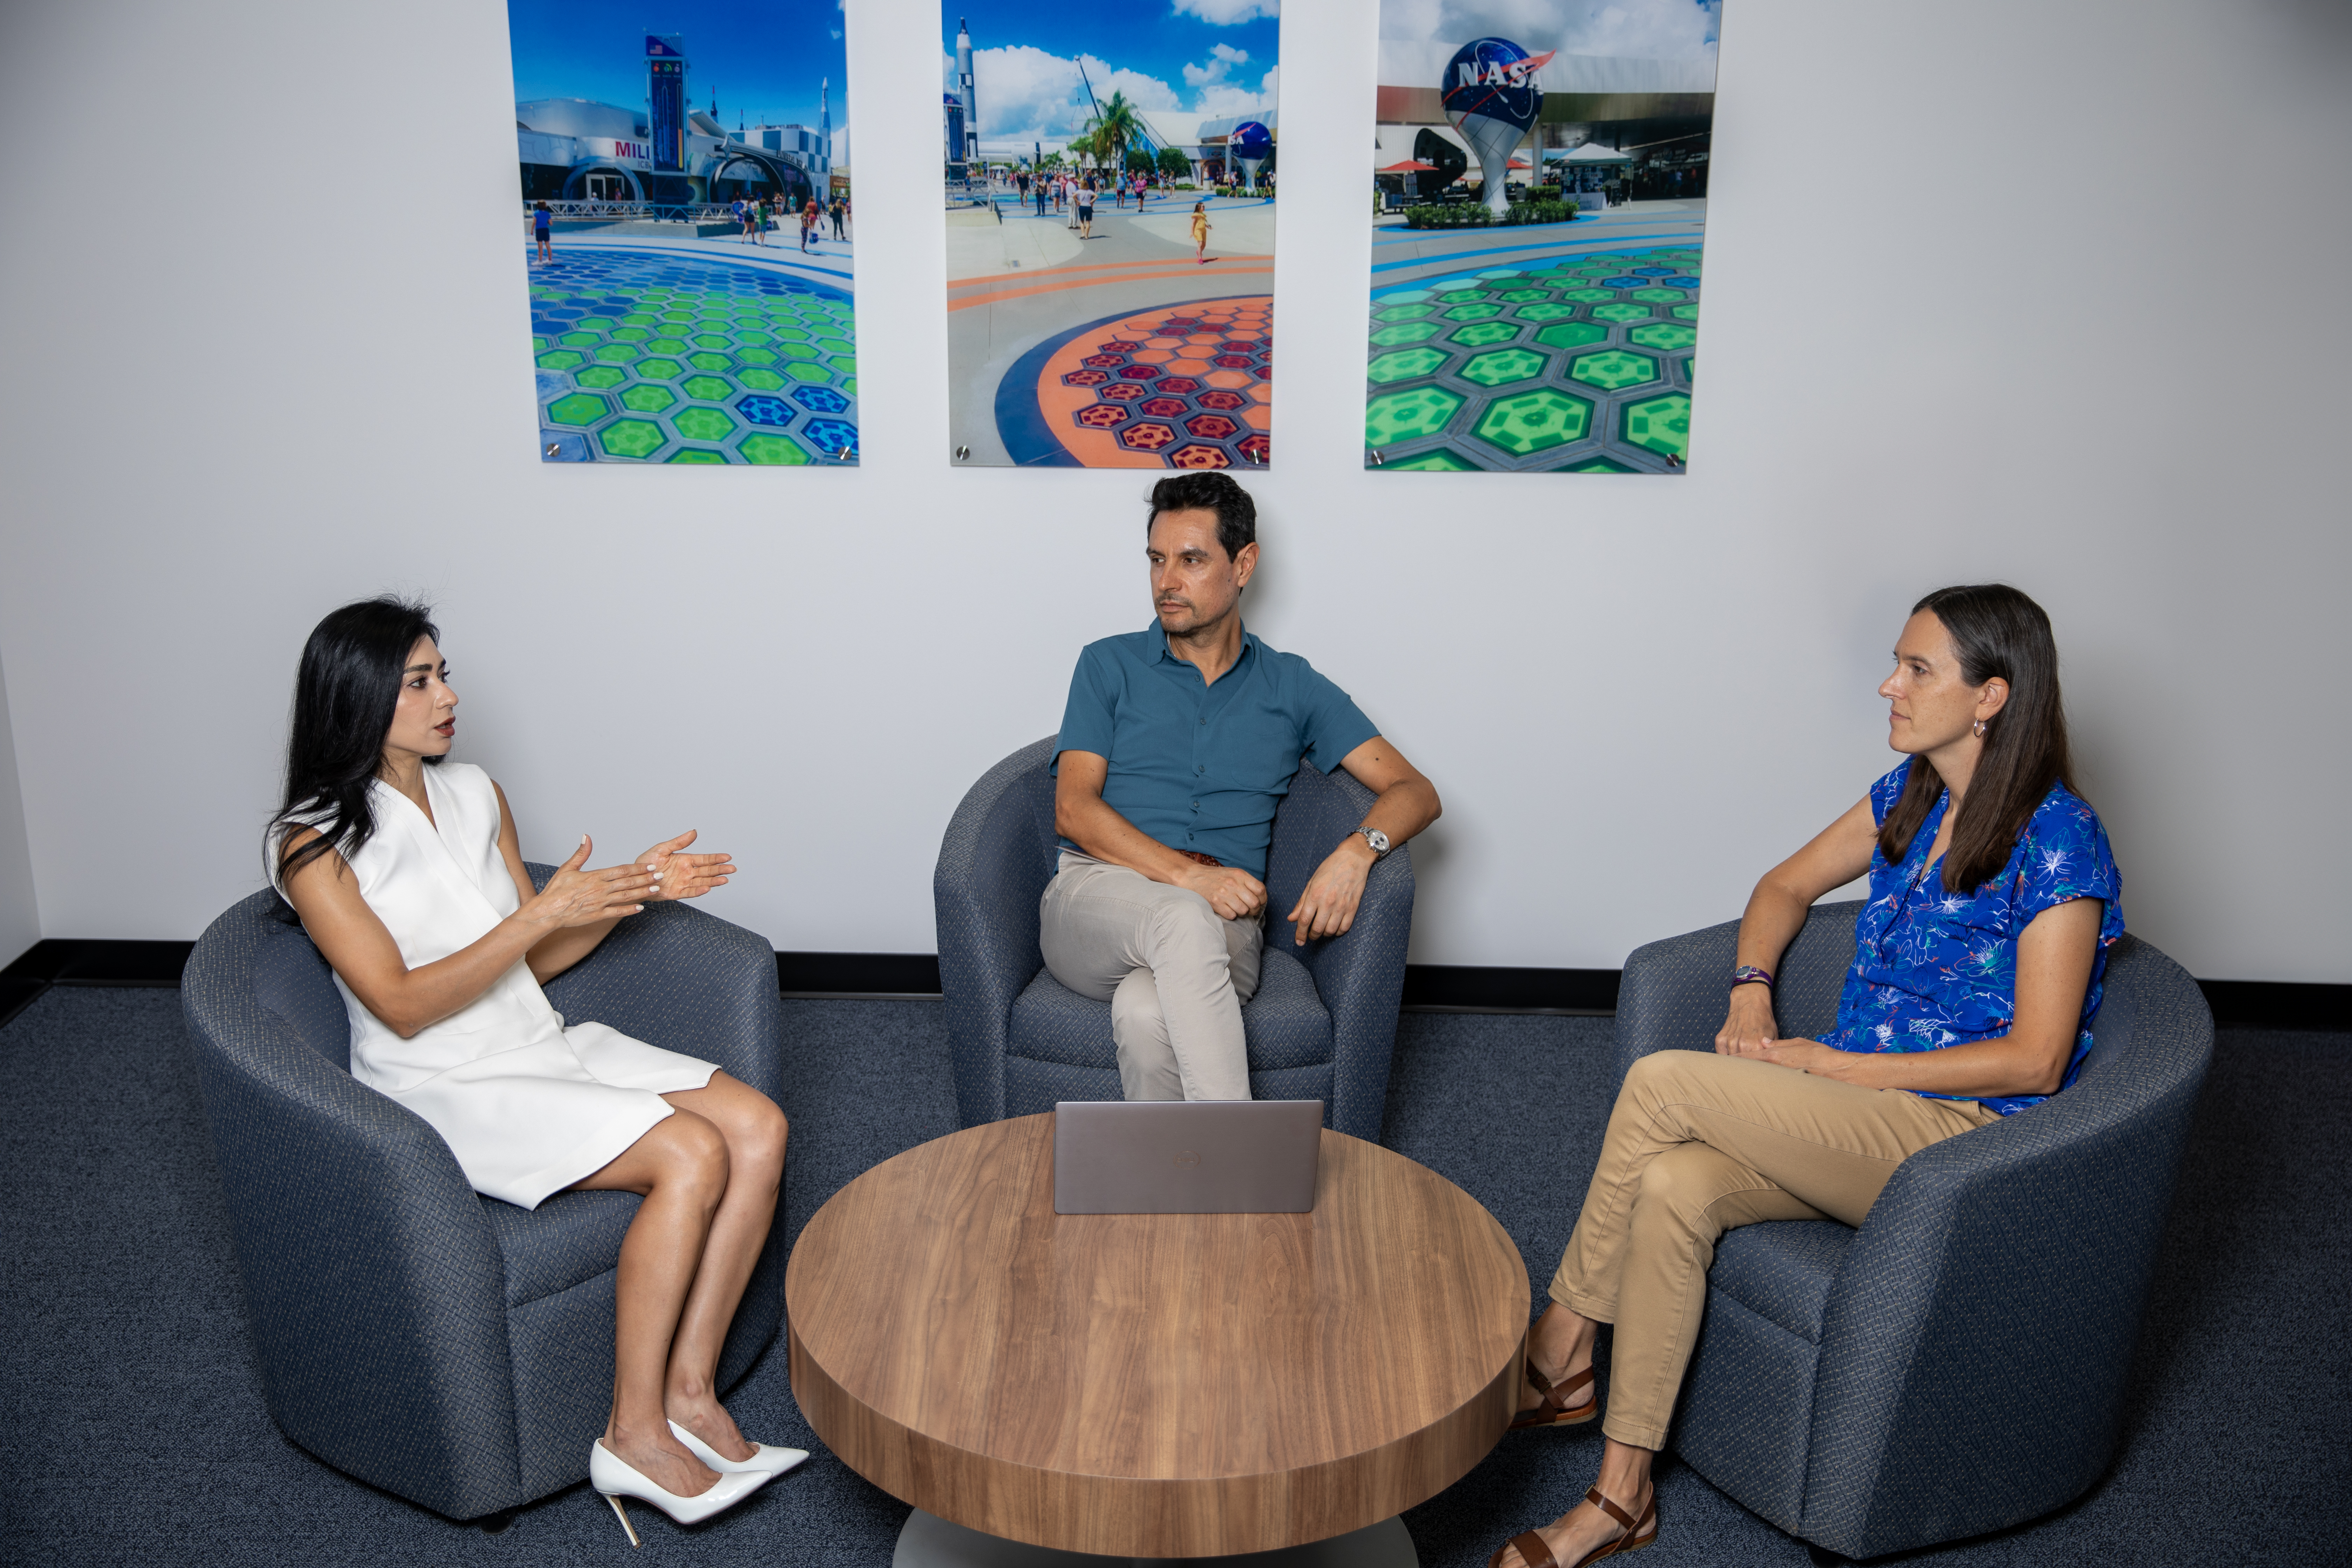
[1366,829,1390,853]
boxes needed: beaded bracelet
[1731,966,1776,991]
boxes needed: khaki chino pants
[1552,1050,1998,1450]
[1039,852,1262,1102]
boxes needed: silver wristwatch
[1355,827,1391,858]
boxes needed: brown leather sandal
[1484,1485,1659,1568]
[1508,1359,1598,1429]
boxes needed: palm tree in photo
[1090,90,1143,183]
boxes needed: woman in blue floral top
[1487,585,2122,1568]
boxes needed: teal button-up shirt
[1052,622,1379,881]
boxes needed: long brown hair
[1878,583,2078,894]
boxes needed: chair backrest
[194,890,356,1073]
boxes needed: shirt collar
[1149,620,1257,674]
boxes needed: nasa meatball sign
[1368,1,1722,475]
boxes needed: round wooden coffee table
[786,1114,1528,1564]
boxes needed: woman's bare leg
[567,1108,734,1497]
[655,1072,789,1460]
[1493,1437,1655,1568]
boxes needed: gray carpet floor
[0,990,2344,1565]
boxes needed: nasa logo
[1174,1150,1202,1170]
[1439,37,1558,132]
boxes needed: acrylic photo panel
[1367,2,1718,473]
[944,4,1278,469]
[511,0,858,465]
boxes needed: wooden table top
[785,1114,1528,1557]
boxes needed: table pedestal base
[892,1510,1419,1568]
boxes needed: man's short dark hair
[1147,472,1256,561]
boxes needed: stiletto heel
[668,1418,811,1477]
[605,1491,643,1548]
[591,1439,772,1536]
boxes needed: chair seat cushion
[1006,946,1334,1072]
[1707,1219,1853,1344]
[483,1189,642,1308]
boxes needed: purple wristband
[1731,966,1775,991]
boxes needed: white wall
[0,649,38,966]
[0,0,2345,981]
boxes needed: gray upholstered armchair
[178,867,785,1520]
[1614,902,2212,1559]
[934,735,1414,1140]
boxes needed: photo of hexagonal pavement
[510,0,857,465]
[1369,2,1719,474]
[944,5,1280,469]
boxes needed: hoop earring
[1972,718,1988,739]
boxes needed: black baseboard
[777,951,942,999]
[1,938,2342,1035]
[1402,964,1620,1014]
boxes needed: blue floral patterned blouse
[1819,758,2125,1116]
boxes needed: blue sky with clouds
[942,1,1280,151]
[507,0,849,131]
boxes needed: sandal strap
[1508,1530,1560,1568]
[1584,1488,1636,1533]
[1536,1362,1596,1415]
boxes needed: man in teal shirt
[1046,473,1441,1101]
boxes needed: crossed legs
[1490,1051,1995,1567]
[567,1070,788,1497]
[1040,853,1262,1101]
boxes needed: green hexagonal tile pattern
[598,419,667,459]
[1535,321,1608,350]
[1449,321,1520,348]
[1460,348,1548,388]
[1474,390,1592,456]
[1369,346,1448,384]
[1383,449,1480,471]
[1628,288,1686,303]
[1442,303,1501,322]
[532,253,857,463]
[1623,394,1692,460]
[672,406,736,443]
[546,392,608,426]
[1366,386,1465,444]
[1629,323,1698,351]
[1569,350,1660,391]
[1371,321,1443,347]
[1516,302,1579,322]
[1589,303,1652,324]
[1376,304,1433,322]
[1672,304,1700,321]
[738,434,811,465]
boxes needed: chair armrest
[1265,761,1415,1141]
[181,915,519,1518]
[531,867,783,1103]
[1614,902,1863,1081]
[934,737,1061,1127]
[1798,941,2214,1557]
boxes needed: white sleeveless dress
[275,762,717,1209]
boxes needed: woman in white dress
[271,597,800,1541]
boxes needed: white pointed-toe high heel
[668,1418,811,1477]
[590,1439,772,1547]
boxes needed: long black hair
[270,596,440,887]
[1879,583,2078,894]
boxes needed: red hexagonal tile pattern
[1040,299,1272,468]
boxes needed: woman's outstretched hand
[635,829,735,902]
[522,835,660,929]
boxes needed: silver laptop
[1053,1100,1323,1215]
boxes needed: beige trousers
[1038,852,1262,1101]
[1551,1050,1999,1450]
